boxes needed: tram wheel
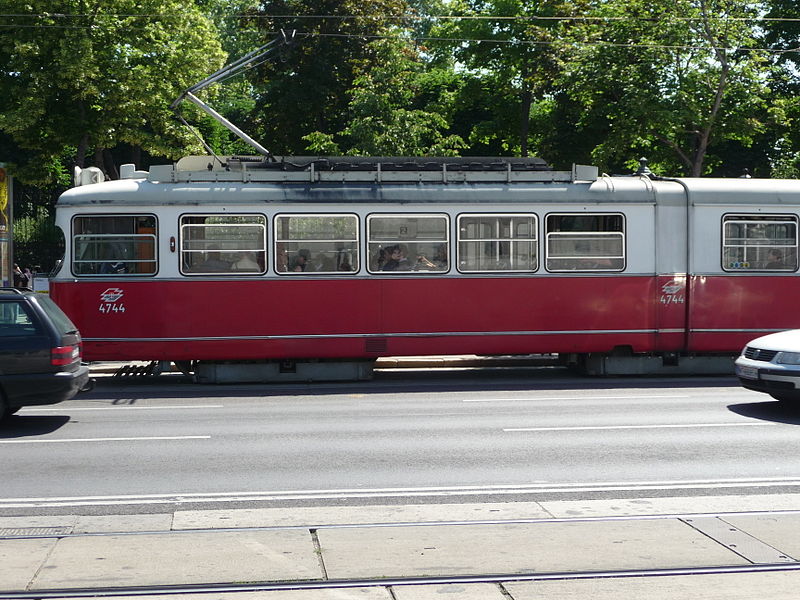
[174,361,195,376]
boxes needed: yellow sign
[0,167,7,233]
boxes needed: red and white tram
[49,155,800,379]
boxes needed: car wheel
[769,393,800,403]
[0,391,8,421]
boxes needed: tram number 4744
[99,303,126,314]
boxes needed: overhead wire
[2,24,791,55]
[1,13,800,23]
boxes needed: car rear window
[0,301,43,336]
[35,296,79,335]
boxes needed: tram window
[457,214,537,272]
[274,215,359,274]
[180,214,266,275]
[545,214,625,272]
[72,215,157,276]
[367,215,449,273]
[722,215,798,272]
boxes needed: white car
[735,329,800,402]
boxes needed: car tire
[0,390,8,421]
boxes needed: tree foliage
[0,0,226,184]
[304,38,466,156]
[248,0,411,155]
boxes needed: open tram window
[180,214,267,275]
[545,213,625,272]
[72,215,157,276]
[274,215,359,274]
[457,214,537,273]
[367,215,449,274]
[722,214,798,272]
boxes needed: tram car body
[49,156,800,376]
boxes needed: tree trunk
[519,60,532,157]
[103,149,119,180]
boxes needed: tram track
[4,563,800,599]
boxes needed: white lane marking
[504,423,772,432]
[21,405,224,412]
[464,395,690,402]
[3,478,800,508]
[0,436,211,444]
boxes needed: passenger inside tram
[766,249,785,269]
[381,245,411,271]
[290,248,311,271]
[198,245,230,272]
[232,251,261,272]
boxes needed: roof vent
[73,166,105,187]
[119,164,149,179]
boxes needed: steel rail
[5,508,800,541]
[3,563,800,599]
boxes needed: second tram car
[49,156,800,379]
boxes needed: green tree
[304,37,466,156]
[249,0,410,155]
[0,0,226,184]
[562,0,775,176]
[432,0,582,157]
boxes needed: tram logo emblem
[100,288,124,303]
[661,281,684,295]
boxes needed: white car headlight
[777,352,800,365]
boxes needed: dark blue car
[0,288,90,420]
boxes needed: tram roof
[58,156,800,207]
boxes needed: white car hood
[746,329,800,352]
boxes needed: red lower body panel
[47,274,800,362]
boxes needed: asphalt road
[2,367,799,516]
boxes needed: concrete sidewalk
[2,495,800,599]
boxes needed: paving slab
[74,513,173,533]
[723,514,800,560]
[173,503,552,530]
[392,582,507,600]
[31,530,321,590]
[504,571,800,599]
[541,494,800,518]
[0,538,58,591]
[317,519,748,579]
[0,515,77,531]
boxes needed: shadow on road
[0,414,71,437]
[728,401,800,425]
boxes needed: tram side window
[180,214,266,275]
[275,215,359,274]
[722,215,798,272]
[545,214,625,272]
[458,214,537,272]
[367,215,449,273]
[72,215,157,276]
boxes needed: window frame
[544,212,626,273]
[273,213,360,276]
[456,213,538,274]
[721,213,799,273]
[179,213,268,276]
[366,213,450,275]
[71,214,158,277]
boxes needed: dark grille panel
[744,347,779,362]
